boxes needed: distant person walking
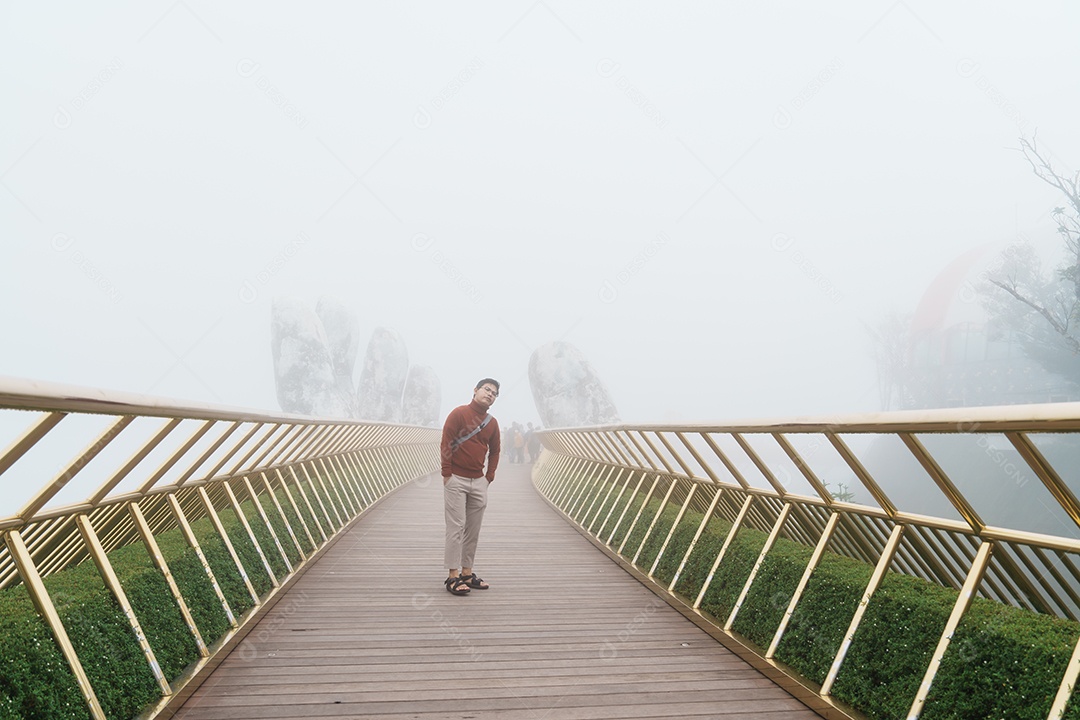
[512,422,526,463]
[526,422,542,463]
[504,423,517,462]
[441,378,501,596]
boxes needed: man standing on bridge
[441,378,501,596]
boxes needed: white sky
[2,2,1079,426]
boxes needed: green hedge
[0,492,300,720]
[568,476,604,521]
[310,474,347,524]
[0,586,91,720]
[924,596,1080,720]
[0,556,167,720]
[275,494,315,557]
[633,499,681,572]
[731,536,813,649]
[831,572,955,717]
[672,512,733,598]
[153,528,232,646]
[698,529,767,622]
[591,479,636,538]
[285,478,330,545]
[200,509,272,605]
[774,552,872,684]
[291,490,324,546]
[585,477,633,541]
[647,505,702,587]
[236,502,290,581]
[587,477,1080,720]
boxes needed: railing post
[3,528,107,720]
[588,467,626,534]
[669,487,724,594]
[617,474,660,555]
[649,481,699,579]
[287,465,328,544]
[307,463,345,529]
[217,483,279,590]
[595,469,634,539]
[907,540,994,718]
[767,511,840,658]
[1049,632,1080,719]
[606,472,647,546]
[631,476,680,566]
[553,457,591,511]
[581,465,619,528]
[296,462,337,531]
[725,503,792,631]
[821,523,906,697]
[571,464,612,524]
[74,514,172,695]
[241,476,294,573]
[128,501,209,657]
[319,456,357,518]
[337,451,372,508]
[168,494,238,626]
[312,457,347,520]
[694,495,754,610]
[258,474,306,562]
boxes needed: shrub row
[553,475,1080,719]
[0,479,338,720]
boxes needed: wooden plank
[191,669,765,693]
[172,464,820,720]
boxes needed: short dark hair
[476,378,500,392]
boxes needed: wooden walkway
[169,463,819,720]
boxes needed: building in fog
[893,244,1080,409]
[906,321,1076,408]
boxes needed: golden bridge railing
[533,404,1080,719]
[0,376,439,720]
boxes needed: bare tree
[982,240,1080,350]
[983,135,1080,364]
[1018,134,1080,299]
[869,135,1080,409]
[865,311,914,410]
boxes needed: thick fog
[3,3,1078,426]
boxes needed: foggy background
[3,2,1079,427]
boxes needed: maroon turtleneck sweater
[440,400,501,481]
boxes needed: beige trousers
[444,474,488,570]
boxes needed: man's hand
[442,476,451,485]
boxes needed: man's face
[473,383,499,407]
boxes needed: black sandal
[444,576,471,596]
[460,573,489,590]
